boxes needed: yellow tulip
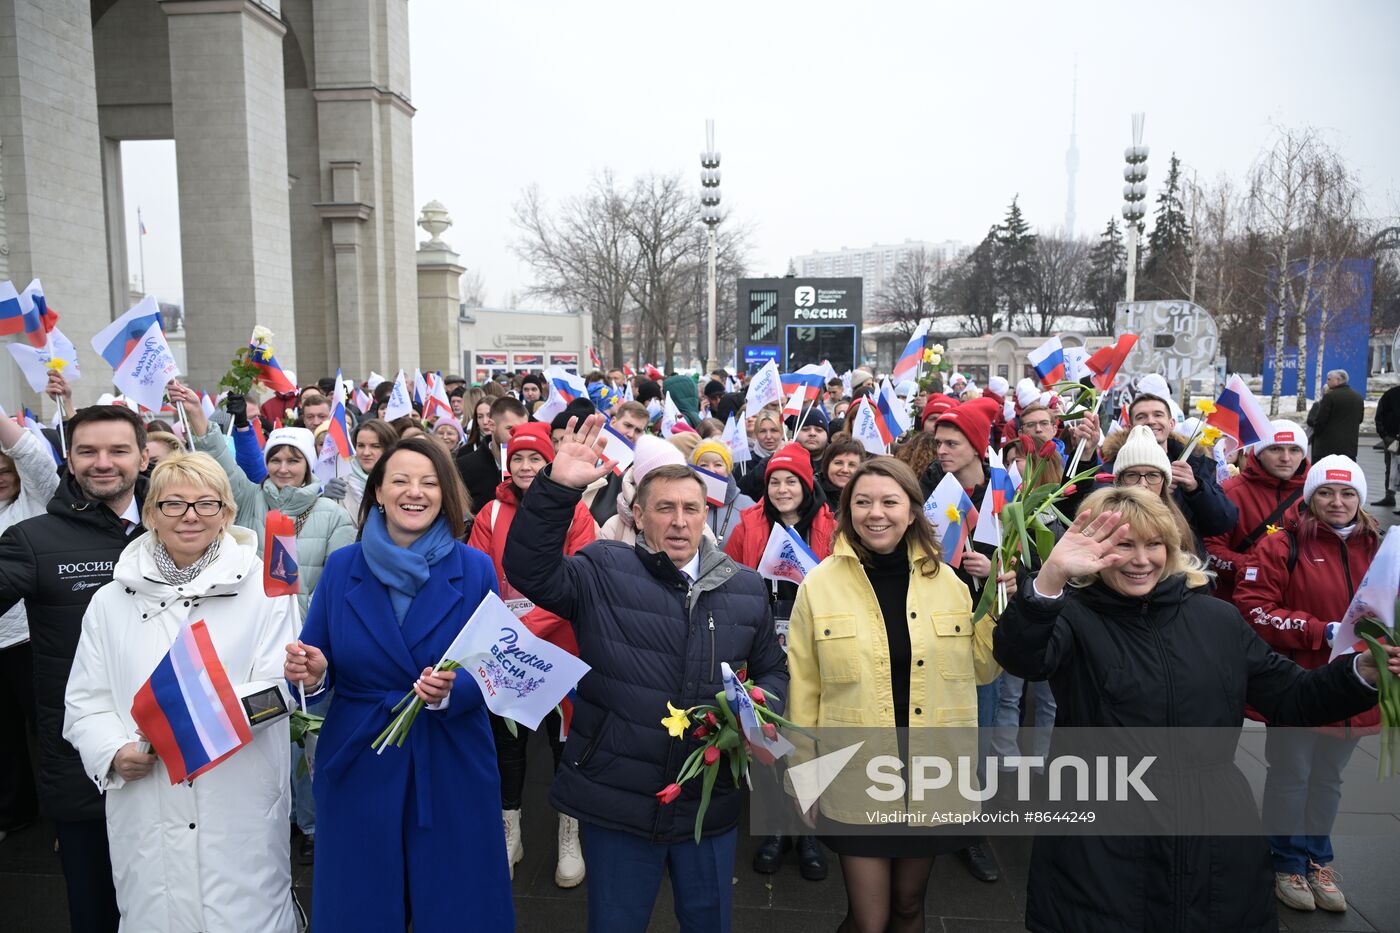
[661,702,690,738]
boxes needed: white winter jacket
[63,525,297,933]
[0,430,60,648]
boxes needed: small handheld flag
[248,330,296,395]
[129,620,253,784]
[383,370,413,421]
[1086,334,1139,392]
[90,296,179,413]
[744,359,784,412]
[924,473,977,569]
[721,412,751,462]
[599,423,635,476]
[756,523,820,585]
[1027,336,1066,388]
[263,511,300,597]
[693,464,729,508]
[1206,375,1274,449]
[891,319,930,384]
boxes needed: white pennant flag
[745,359,783,412]
[442,592,591,730]
[312,432,342,484]
[756,522,820,585]
[721,412,751,462]
[661,392,681,437]
[7,325,82,393]
[599,423,635,476]
[847,398,886,456]
[384,370,413,421]
[1331,526,1400,661]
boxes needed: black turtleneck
[863,546,913,728]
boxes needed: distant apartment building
[792,239,966,310]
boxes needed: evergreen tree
[995,195,1038,330]
[1084,218,1126,335]
[937,228,1003,335]
[1142,153,1192,298]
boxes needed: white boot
[503,809,524,879]
[554,813,585,888]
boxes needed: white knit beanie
[264,427,317,469]
[631,434,685,484]
[1260,419,1307,451]
[1304,455,1366,504]
[1113,425,1172,477]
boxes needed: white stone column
[415,201,463,376]
[0,0,111,409]
[162,0,296,390]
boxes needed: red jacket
[723,500,837,569]
[467,480,596,654]
[1204,452,1307,602]
[1232,518,1380,730]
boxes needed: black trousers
[53,818,120,933]
[491,711,564,810]
[0,641,37,830]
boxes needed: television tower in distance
[1064,61,1079,237]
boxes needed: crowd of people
[0,358,1396,933]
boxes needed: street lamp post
[700,119,722,374]
[1121,113,1149,302]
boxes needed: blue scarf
[360,507,458,624]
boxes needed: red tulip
[704,711,719,728]
[655,783,683,805]
[1063,484,1077,495]
[691,725,710,740]
[761,722,779,741]
[703,746,721,766]
[1038,440,1058,460]
[749,687,767,706]
[735,667,749,683]
[1094,473,1113,485]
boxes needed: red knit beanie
[765,441,815,490]
[507,422,555,465]
[921,393,958,425]
[935,397,997,453]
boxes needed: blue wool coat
[299,542,513,931]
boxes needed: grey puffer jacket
[195,424,356,613]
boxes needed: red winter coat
[1204,452,1307,602]
[467,481,596,654]
[723,501,837,569]
[1232,518,1380,730]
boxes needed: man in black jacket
[455,395,528,513]
[0,405,149,933]
[504,414,787,933]
[1306,369,1364,462]
[1372,383,1400,507]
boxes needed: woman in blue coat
[284,436,513,930]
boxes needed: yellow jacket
[786,535,1000,825]
[788,535,999,730]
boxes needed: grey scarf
[152,536,223,587]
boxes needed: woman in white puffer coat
[63,452,297,932]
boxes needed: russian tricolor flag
[924,473,977,569]
[93,296,164,369]
[984,444,1016,514]
[129,620,253,784]
[1027,336,1066,388]
[874,378,912,445]
[779,371,824,402]
[1207,374,1274,448]
[892,319,929,384]
[248,332,296,395]
[0,279,57,349]
[757,523,820,585]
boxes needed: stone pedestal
[163,0,296,390]
[415,200,463,375]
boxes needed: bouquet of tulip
[655,662,812,843]
[972,381,1103,623]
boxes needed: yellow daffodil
[661,702,690,738]
[1200,426,1223,445]
[1196,400,1217,416]
[945,505,962,523]
[1266,523,1281,535]
[46,358,67,374]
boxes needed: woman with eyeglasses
[64,452,298,932]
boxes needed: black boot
[1372,494,1395,506]
[752,834,786,874]
[957,840,1000,882]
[796,834,828,881]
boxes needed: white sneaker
[503,809,524,879]
[554,813,585,888]
[1275,872,1315,911]
[1307,862,1346,912]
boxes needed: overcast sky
[123,0,1400,308]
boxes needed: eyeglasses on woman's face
[1117,470,1165,488]
[155,499,225,517]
